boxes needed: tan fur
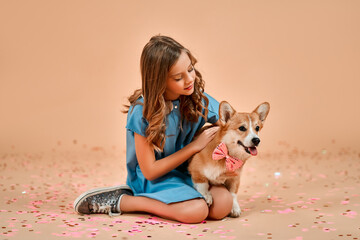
[188,101,270,217]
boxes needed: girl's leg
[208,185,233,220]
[120,195,209,224]
[120,185,233,223]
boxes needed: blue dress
[125,93,219,204]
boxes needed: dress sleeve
[125,103,148,137]
[204,92,220,124]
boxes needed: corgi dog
[188,101,270,217]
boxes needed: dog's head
[218,101,270,160]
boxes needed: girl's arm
[134,127,219,181]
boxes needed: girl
[74,35,234,223]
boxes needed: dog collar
[212,142,244,172]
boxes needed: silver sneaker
[74,185,133,217]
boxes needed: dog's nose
[252,138,260,146]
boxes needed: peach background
[1,0,359,154]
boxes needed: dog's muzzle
[237,140,258,156]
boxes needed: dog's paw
[203,192,213,206]
[229,205,241,218]
[194,183,213,206]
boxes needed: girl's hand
[192,126,220,152]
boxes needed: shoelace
[91,203,120,217]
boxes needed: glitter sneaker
[74,185,133,217]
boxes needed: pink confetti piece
[341,211,357,218]
[288,201,305,206]
[277,208,295,214]
[289,237,303,240]
[308,198,320,201]
[16,211,27,214]
[220,236,236,239]
[261,209,272,213]
[21,224,32,228]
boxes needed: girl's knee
[208,186,233,220]
[176,199,208,223]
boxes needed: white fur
[194,182,212,206]
[221,130,245,157]
[230,192,241,217]
[220,102,235,124]
[203,164,224,182]
[244,115,259,147]
[257,103,269,121]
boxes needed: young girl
[74,35,234,223]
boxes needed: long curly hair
[123,35,209,151]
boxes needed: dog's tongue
[249,147,258,156]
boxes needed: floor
[1,147,359,240]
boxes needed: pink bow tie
[212,142,244,171]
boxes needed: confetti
[0,146,359,239]
[274,172,282,178]
[277,208,295,214]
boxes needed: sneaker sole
[73,185,132,214]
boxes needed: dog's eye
[255,126,260,132]
[239,126,247,131]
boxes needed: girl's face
[164,51,195,100]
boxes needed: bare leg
[208,185,233,220]
[120,185,233,223]
[120,195,209,224]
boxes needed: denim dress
[125,93,219,204]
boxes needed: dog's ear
[219,101,236,125]
[253,102,270,122]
